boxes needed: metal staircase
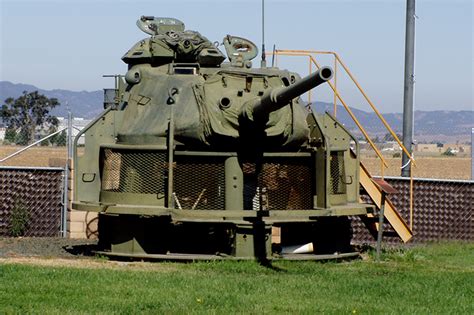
[359,162,413,242]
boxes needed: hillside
[313,103,473,142]
[0,81,103,119]
[1,81,472,142]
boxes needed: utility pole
[401,0,416,177]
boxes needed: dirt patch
[0,257,181,271]
[0,237,97,259]
[1,257,110,269]
[0,237,181,271]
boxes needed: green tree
[0,91,60,145]
[15,128,30,145]
[50,129,67,146]
[4,127,17,143]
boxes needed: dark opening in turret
[220,97,231,109]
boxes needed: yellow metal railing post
[381,158,385,179]
[410,163,414,230]
[308,56,312,103]
[334,56,337,117]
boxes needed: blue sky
[0,0,472,113]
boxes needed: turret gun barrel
[249,66,333,119]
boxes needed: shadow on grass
[257,257,288,272]
[63,244,100,257]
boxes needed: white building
[57,117,92,145]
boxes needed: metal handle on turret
[252,66,333,118]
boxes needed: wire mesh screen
[101,148,167,195]
[174,156,225,210]
[0,167,63,237]
[329,151,346,195]
[256,157,313,210]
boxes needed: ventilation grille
[329,151,346,195]
[174,156,225,210]
[101,148,167,195]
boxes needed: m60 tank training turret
[73,16,374,260]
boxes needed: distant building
[415,143,442,153]
[57,117,91,145]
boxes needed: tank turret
[73,16,372,260]
[116,16,333,150]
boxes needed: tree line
[1,91,66,146]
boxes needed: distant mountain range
[313,103,472,143]
[1,81,472,143]
[0,81,103,119]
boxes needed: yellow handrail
[334,52,415,165]
[333,57,338,117]
[270,50,387,168]
[274,49,416,166]
[269,49,416,232]
[310,55,389,168]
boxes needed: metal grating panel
[256,158,312,210]
[329,151,346,195]
[101,148,167,195]
[174,156,225,210]
[0,168,63,237]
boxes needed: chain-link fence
[0,115,78,237]
[0,166,64,237]
[353,177,473,244]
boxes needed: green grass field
[1,242,473,314]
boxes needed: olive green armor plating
[73,17,372,260]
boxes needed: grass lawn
[1,242,473,314]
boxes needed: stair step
[359,162,413,243]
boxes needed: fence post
[62,111,73,237]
